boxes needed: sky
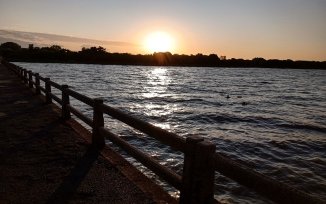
[0,0,325,61]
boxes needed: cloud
[0,30,137,51]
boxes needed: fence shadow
[46,146,100,204]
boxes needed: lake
[15,62,326,203]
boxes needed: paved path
[0,63,175,204]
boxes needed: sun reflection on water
[153,122,171,130]
[140,68,180,131]
[143,68,170,98]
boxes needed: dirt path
[0,63,174,204]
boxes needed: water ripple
[16,63,326,203]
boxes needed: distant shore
[1,42,325,69]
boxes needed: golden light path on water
[142,68,177,130]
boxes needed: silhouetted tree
[0,42,21,51]
[252,57,267,67]
[0,42,22,60]
[49,45,63,51]
[153,52,173,65]
[1,41,325,69]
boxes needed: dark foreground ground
[0,64,175,203]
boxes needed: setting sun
[144,31,174,53]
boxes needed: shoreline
[11,60,326,70]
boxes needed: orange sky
[1,0,325,61]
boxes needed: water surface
[16,63,326,203]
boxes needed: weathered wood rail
[3,60,323,204]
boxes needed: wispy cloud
[0,30,138,51]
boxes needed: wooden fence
[3,60,323,204]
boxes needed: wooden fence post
[20,69,24,80]
[35,73,40,94]
[28,71,33,88]
[180,136,216,204]
[61,85,71,120]
[45,78,52,104]
[92,98,105,149]
[23,69,28,84]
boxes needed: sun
[144,31,174,53]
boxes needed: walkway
[0,63,175,204]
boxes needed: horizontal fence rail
[50,93,62,105]
[66,88,94,107]
[67,104,93,127]
[49,81,62,90]
[100,103,187,152]
[213,153,322,204]
[38,75,46,81]
[2,60,323,204]
[99,127,183,189]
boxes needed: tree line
[1,42,325,69]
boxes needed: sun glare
[145,31,174,53]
